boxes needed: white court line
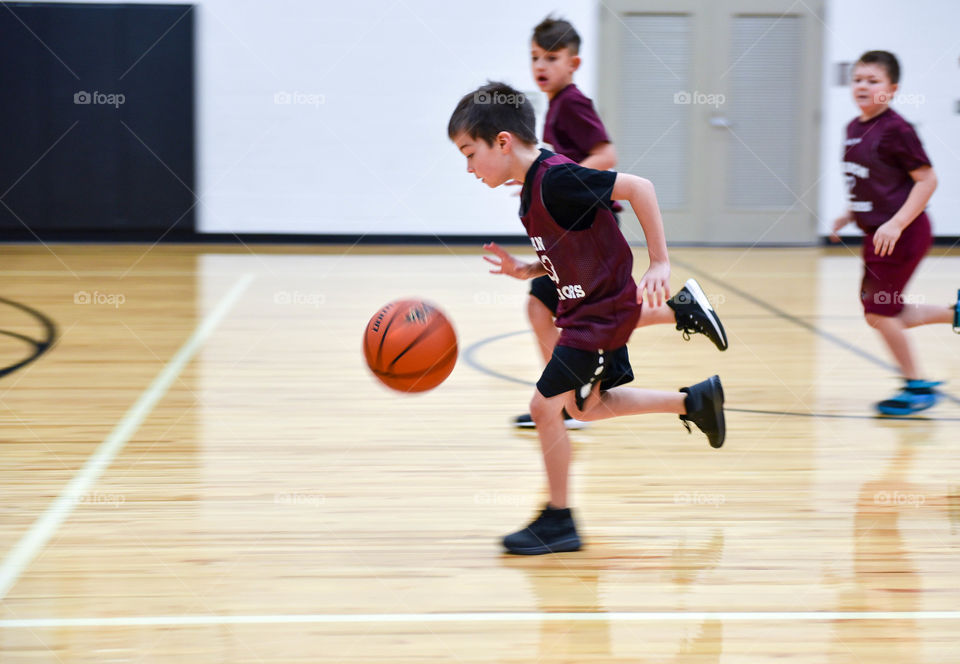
[0,273,255,601]
[2,611,960,628]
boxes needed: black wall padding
[0,3,195,238]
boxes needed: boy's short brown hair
[856,50,900,84]
[532,15,581,54]
[447,82,537,147]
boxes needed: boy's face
[531,43,580,97]
[453,131,513,188]
[851,63,897,116]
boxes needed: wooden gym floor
[1,243,959,662]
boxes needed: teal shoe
[953,289,959,334]
[876,379,943,416]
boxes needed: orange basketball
[363,299,458,393]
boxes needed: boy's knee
[527,295,552,322]
[529,392,562,422]
[865,312,885,328]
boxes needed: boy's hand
[829,214,852,243]
[637,261,671,307]
[483,242,536,279]
[873,220,903,257]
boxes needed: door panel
[600,0,822,244]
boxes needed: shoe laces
[677,314,703,341]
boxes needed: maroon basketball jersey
[843,109,932,231]
[520,151,640,351]
[543,84,611,164]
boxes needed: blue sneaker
[876,379,943,415]
[953,289,959,334]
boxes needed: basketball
[363,299,458,393]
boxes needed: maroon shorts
[860,212,932,317]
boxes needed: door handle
[708,116,734,128]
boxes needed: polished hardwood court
[1,243,959,662]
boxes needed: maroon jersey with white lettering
[843,108,932,231]
[520,151,640,351]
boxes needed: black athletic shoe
[502,505,581,555]
[679,375,725,449]
[667,279,728,351]
[512,409,589,430]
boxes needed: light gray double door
[599,0,823,244]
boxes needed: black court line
[0,297,57,379]
[669,257,960,406]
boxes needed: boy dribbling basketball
[514,16,728,432]
[448,81,725,555]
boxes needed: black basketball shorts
[529,274,559,315]
[536,345,634,411]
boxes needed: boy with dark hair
[831,50,960,415]
[517,15,727,431]
[448,81,726,555]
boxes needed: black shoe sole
[707,375,725,449]
[503,535,582,555]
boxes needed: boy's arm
[482,242,547,280]
[579,142,617,171]
[611,173,671,305]
[873,165,937,257]
[829,208,854,242]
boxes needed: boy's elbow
[635,176,655,196]
[604,144,618,170]
[613,173,655,201]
